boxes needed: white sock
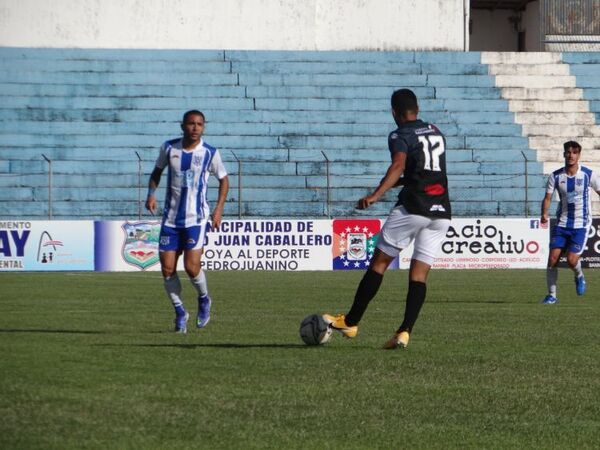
[572,260,583,279]
[164,273,184,309]
[546,266,558,297]
[190,270,209,297]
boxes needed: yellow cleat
[322,313,358,338]
[382,330,410,349]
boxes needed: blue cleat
[575,275,586,296]
[197,295,212,328]
[541,295,558,305]
[174,312,189,333]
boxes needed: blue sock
[174,305,186,317]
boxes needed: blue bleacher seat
[1,47,584,219]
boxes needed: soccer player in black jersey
[324,88,451,348]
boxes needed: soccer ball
[299,314,333,346]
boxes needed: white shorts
[377,206,451,265]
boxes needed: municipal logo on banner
[121,221,160,270]
[332,219,381,270]
[37,230,63,264]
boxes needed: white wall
[0,0,467,51]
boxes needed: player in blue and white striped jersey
[146,110,229,332]
[541,141,600,304]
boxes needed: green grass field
[1,269,600,449]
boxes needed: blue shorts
[550,226,588,255]
[159,223,209,252]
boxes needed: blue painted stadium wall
[0,48,599,220]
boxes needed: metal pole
[321,151,330,218]
[540,0,546,51]
[520,150,529,217]
[135,151,142,220]
[230,151,242,218]
[41,154,52,220]
[463,0,469,52]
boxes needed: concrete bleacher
[0,48,598,220]
[482,51,600,215]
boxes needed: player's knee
[566,255,579,268]
[547,253,560,267]
[409,273,428,283]
[161,267,176,278]
[184,263,200,278]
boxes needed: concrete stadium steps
[0,48,227,60]
[562,53,600,64]
[245,85,434,99]
[0,96,254,110]
[254,98,511,111]
[501,87,586,101]
[232,61,489,75]
[493,75,577,88]
[3,171,543,191]
[0,108,518,125]
[536,150,600,163]
[2,48,599,219]
[481,52,562,64]
[0,60,233,73]
[239,73,495,88]
[0,198,542,220]
[482,52,600,204]
[0,133,279,149]
[0,83,247,98]
[522,125,600,137]
[506,100,590,112]
[514,112,596,125]
[0,71,240,85]
[224,51,484,64]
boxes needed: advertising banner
[396,218,549,269]
[332,218,383,270]
[581,219,600,268]
[94,220,161,271]
[1,218,555,272]
[556,218,600,269]
[93,219,333,271]
[203,220,332,271]
[0,220,94,271]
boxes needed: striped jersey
[546,165,600,229]
[155,138,227,228]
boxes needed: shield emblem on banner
[121,221,160,270]
[347,233,367,260]
[332,219,381,270]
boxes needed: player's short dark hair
[182,109,205,123]
[563,140,582,152]
[391,89,419,116]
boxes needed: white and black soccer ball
[299,314,333,346]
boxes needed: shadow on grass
[95,342,311,349]
[435,300,512,304]
[0,328,106,334]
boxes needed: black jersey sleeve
[388,131,408,155]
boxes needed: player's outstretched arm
[145,167,163,215]
[592,171,600,200]
[211,175,229,229]
[357,152,406,209]
[540,192,553,224]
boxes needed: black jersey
[388,119,451,219]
